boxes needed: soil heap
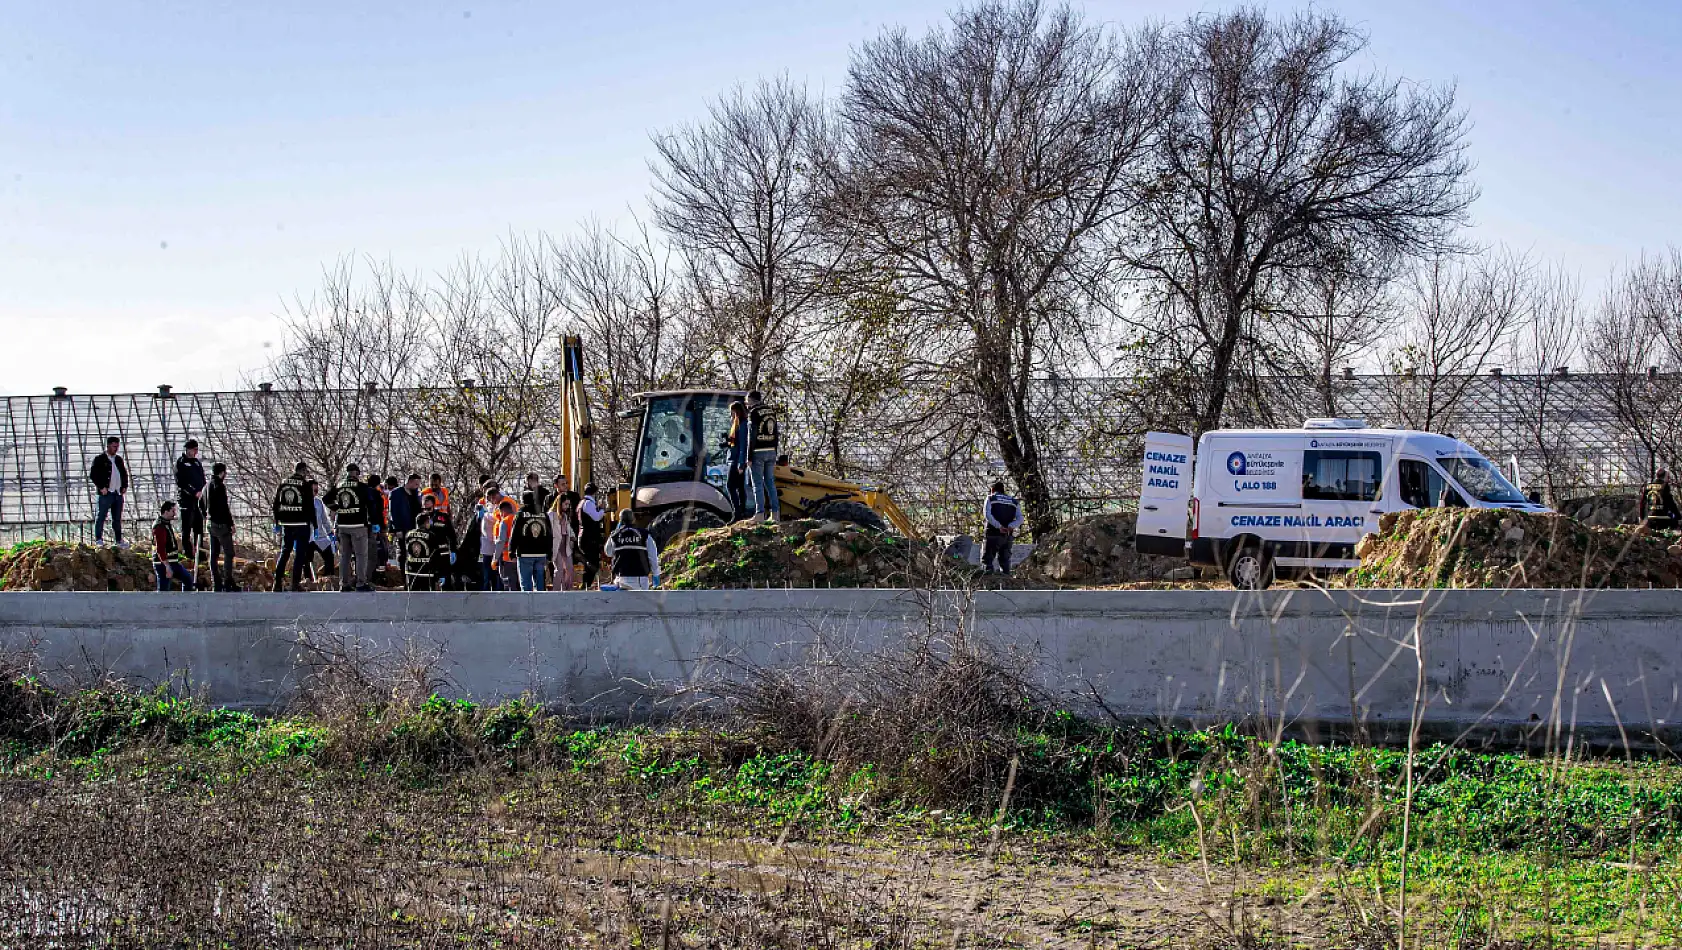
[664,519,977,589]
[0,542,156,591]
[1019,511,1184,585]
[1342,508,1682,589]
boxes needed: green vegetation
[3,676,1678,944]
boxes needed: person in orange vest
[496,497,519,591]
[422,472,451,515]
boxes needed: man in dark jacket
[981,481,1025,575]
[327,464,374,592]
[1641,470,1681,531]
[272,462,315,592]
[512,491,554,591]
[206,461,240,592]
[89,436,130,546]
[151,501,195,592]
[174,439,207,564]
[391,473,422,536]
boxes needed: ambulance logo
[1226,452,1247,476]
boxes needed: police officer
[1640,469,1680,531]
[328,463,374,592]
[174,438,208,563]
[271,462,315,592]
[745,390,781,523]
[512,491,554,591]
[604,509,660,590]
[981,480,1025,575]
[402,511,442,591]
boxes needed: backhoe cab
[618,389,916,549]
[559,334,915,550]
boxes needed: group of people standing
[726,390,782,522]
[90,435,238,592]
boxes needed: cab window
[1396,458,1465,508]
[1302,450,1383,501]
[638,396,697,481]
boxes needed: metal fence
[0,373,1657,546]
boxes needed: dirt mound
[0,542,156,591]
[1557,493,1640,528]
[1342,508,1682,589]
[665,519,976,589]
[1019,511,1185,585]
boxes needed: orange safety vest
[423,485,451,513]
[496,508,518,562]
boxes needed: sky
[1,0,1679,396]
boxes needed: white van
[1134,419,1548,588]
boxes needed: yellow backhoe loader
[559,335,916,548]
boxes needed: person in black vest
[271,462,315,592]
[151,501,195,592]
[604,508,660,590]
[745,390,781,522]
[174,438,207,564]
[328,464,374,592]
[1641,469,1680,531]
[89,436,130,547]
[402,511,441,591]
[577,482,606,588]
[206,461,240,592]
[981,481,1025,575]
[512,491,554,591]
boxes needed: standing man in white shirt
[577,482,606,588]
[88,436,129,547]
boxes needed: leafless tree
[1123,8,1475,434]
[1260,259,1396,417]
[1586,249,1682,481]
[550,219,699,482]
[408,235,563,506]
[1508,264,1584,502]
[651,76,836,392]
[210,257,430,514]
[819,0,1168,536]
[1382,250,1528,431]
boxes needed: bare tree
[551,219,698,481]
[1260,259,1396,417]
[211,257,430,513]
[409,235,562,504]
[1508,264,1584,502]
[651,77,835,392]
[820,0,1167,536]
[1383,250,1527,431]
[1586,249,1682,481]
[1124,8,1475,434]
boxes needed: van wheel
[1226,542,1273,591]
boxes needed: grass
[2,676,1679,946]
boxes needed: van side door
[1135,432,1194,556]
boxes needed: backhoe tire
[649,506,727,551]
[809,500,887,533]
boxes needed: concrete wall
[2,589,1678,742]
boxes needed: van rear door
[1135,432,1193,556]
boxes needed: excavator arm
[559,334,594,493]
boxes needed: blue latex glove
[448,553,456,564]
[272,524,281,536]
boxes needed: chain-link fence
[0,373,1660,547]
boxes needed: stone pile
[1343,508,1681,589]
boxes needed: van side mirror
[1526,490,1541,505]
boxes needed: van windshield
[1441,456,1526,503]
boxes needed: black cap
[346,462,361,474]
[184,438,199,449]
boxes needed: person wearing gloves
[603,508,660,590]
[981,480,1025,575]
[326,463,375,593]
[271,462,315,592]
